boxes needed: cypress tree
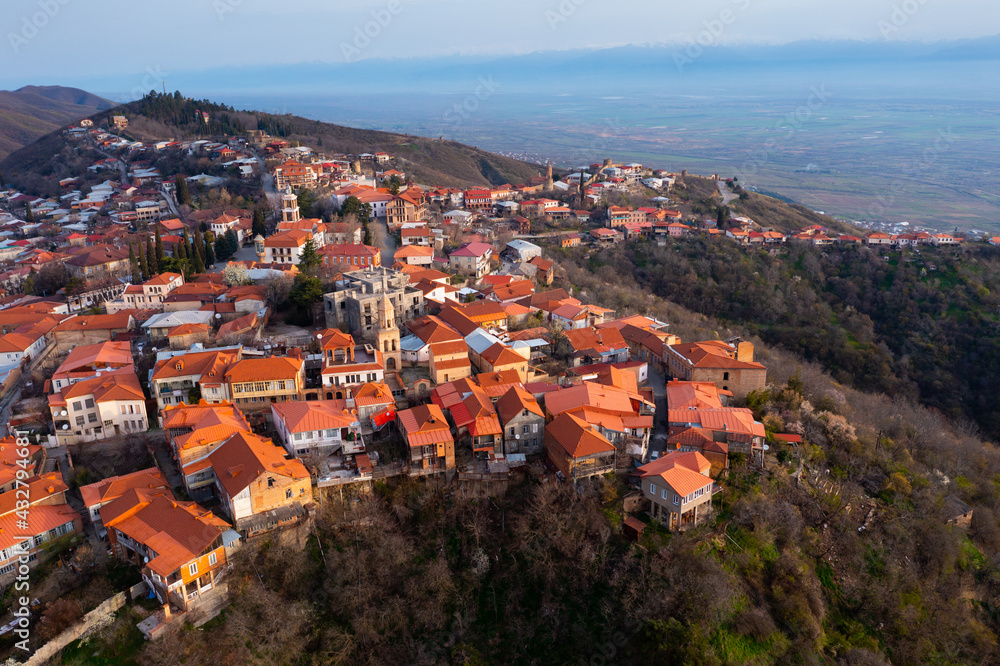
[252,208,266,238]
[194,228,206,261]
[155,227,165,266]
[24,206,33,222]
[192,247,205,274]
[139,239,150,278]
[146,238,158,274]
[129,244,142,283]
[204,239,216,267]
[175,175,191,206]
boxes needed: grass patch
[59,610,145,665]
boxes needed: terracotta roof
[638,450,711,478]
[665,380,724,410]
[53,367,144,404]
[495,385,544,424]
[209,431,309,499]
[271,400,359,433]
[653,465,713,498]
[545,413,615,459]
[352,381,394,407]
[563,327,627,355]
[79,467,169,509]
[226,356,302,383]
[216,312,258,338]
[668,341,765,370]
[53,313,133,332]
[397,404,452,447]
[168,322,209,337]
[102,491,228,577]
[544,381,635,417]
[481,342,525,367]
[152,349,240,382]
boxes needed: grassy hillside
[72,92,544,188]
[0,85,112,160]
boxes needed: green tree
[24,205,33,222]
[716,205,730,230]
[297,188,316,218]
[175,175,191,206]
[340,196,363,219]
[204,238,216,267]
[288,273,323,323]
[252,208,267,238]
[192,246,205,273]
[155,227,165,267]
[139,240,150,278]
[215,229,239,262]
[22,269,36,296]
[388,176,401,196]
[146,238,158,274]
[176,236,187,262]
[193,228,206,261]
[129,244,142,283]
[298,238,321,276]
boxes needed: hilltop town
[0,96,994,661]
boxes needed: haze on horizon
[2,0,999,88]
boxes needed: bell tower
[281,187,300,224]
[375,274,401,371]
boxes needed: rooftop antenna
[162,80,166,95]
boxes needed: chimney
[736,341,754,363]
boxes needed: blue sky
[1,0,997,87]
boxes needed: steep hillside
[0,85,112,160]
[77,92,544,188]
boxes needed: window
[75,416,85,426]
[72,401,82,411]
[662,489,668,500]
[294,433,302,441]
[88,413,98,423]
[532,424,539,433]
[522,425,530,434]
[673,494,680,505]
[85,398,95,409]
[209,552,217,566]
[267,477,275,488]
[120,405,128,415]
[723,372,729,381]
[189,562,198,576]
[285,489,292,499]
[649,483,655,494]
[509,427,515,437]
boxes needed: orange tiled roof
[209,431,309,498]
[545,413,615,459]
[271,400,359,433]
[495,385,543,424]
[226,356,302,383]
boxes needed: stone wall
[26,592,126,665]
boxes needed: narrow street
[645,364,669,461]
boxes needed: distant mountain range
[57,35,999,98]
[0,85,113,161]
